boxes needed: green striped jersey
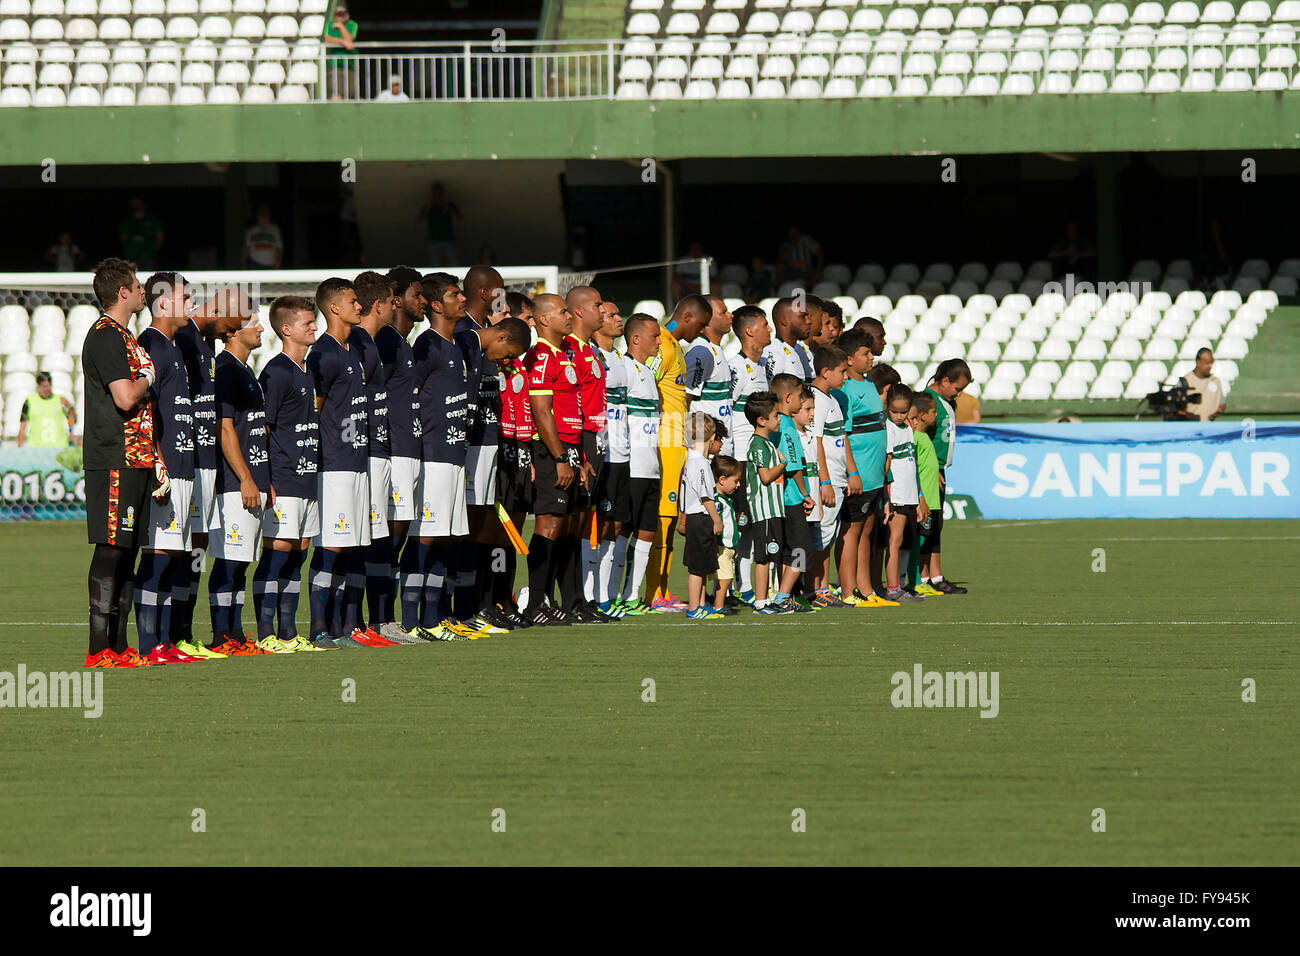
[885,419,919,505]
[624,354,660,479]
[684,339,734,455]
[717,492,740,549]
[811,386,847,486]
[727,351,769,467]
[925,386,956,468]
[599,345,629,464]
[746,433,784,522]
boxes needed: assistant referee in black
[81,258,164,668]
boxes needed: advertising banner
[0,446,86,520]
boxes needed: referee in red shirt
[81,259,168,668]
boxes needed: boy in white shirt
[680,412,724,620]
[809,345,853,606]
[882,384,928,604]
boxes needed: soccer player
[455,266,508,623]
[882,384,926,604]
[835,328,897,608]
[853,315,887,357]
[506,291,534,325]
[742,390,788,615]
[495,305,536,622]
[135,272,200,663]
[644,295,711,612]
[910,392,944,598]
[727,305,771,604]
[816,300,845,348]
[307,277,384,648]
[565,285,613,622]
[764,296,814,384]
[809,345,852,607]
[681,412,723,619]
[256,295,330,650]
[172,285,245,656]
[377,266,427,638]
[519,293,586,625]
[923,358,972,594]
[592,299,630,615]
[348,271,399,638]
[81,258,162,668]
[454,309,532,633]
[208,305,279,654]
[770,375,816,613]
[618,314,664,614]
[685,294,735,455]
[401,273,476,640]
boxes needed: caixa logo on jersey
[948,422,1300,520]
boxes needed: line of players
[83,257,973,666]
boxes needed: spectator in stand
[672,240,719,301]
[417,182,463,267]
[324,5,358,100]
[1201,217,1233,291]
[375,76,410,102]
[745,256,775,303]
[18,372,77,448]
[45,231,85,272]
[242,205,284,270]
[778,226,823,286]
[1182,348,1226,421]
[119,197,163,271]
[1047,221,1096,282]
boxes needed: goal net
[0,265,560,520]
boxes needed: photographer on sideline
[1182,348,1226,422]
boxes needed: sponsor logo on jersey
[227,523,241,545]
[422,503,433,520]
[335,513,349,533]
[565,365,578,384]
[511,373,525,393]
[766,540,780,554]
[123,507,135,530]
[167,511,178,532]
[273,506,285,522]
[370,506,381,525]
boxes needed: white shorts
[465,445,497,507]
[146,476,193,552]
[315,470,372,548]
[209,490,266,563]
[262,495,320,541]
[189,467,219,535]
[814,484,844,551]
[368,456,392,539]
[389,455,419,522]
[414,461,468,537]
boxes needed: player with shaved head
[644,294,710,612]
[765,295,814,385]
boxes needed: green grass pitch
[0,518,1296,866]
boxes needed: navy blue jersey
[173,319,217,470]
[259,352,319,499]
[412,327,469,465]
[215,351,270,492]
[307,332,369,474]
[454,315,500,447]
[348,326,390,460]
[137,326,195,481]
[375,324,422,460]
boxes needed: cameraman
[1182,347,1226,422]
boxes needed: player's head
[506,291,535,325]
[35,371,53,398]
[794,386,816,429]
[837,328,873,374]
[773,296,810,340]
[422,272,465,323]
[269,295,317,347]
[819,300,844,344]
[869,361,901,399]
[463,265,504,320]
[733,305,771,351]
[354,270,394,323]
[597,298,623,339]
[386,266,426,330]
[770,373,803,415]
[667,294,712,341]
[565,285,605,339]
[709,416,726,456]
[813,344,848,389]
[201,284,256,338]
[92,258,144,315]
[705,293,734,338]
[315,277,361,329]
[930,358,972,399]
[532,292,573,342]
[143,271,190,331]
[685,411,716,447]
[215,300,263,352]
[711,454,743,496]
[482,316,531,361]
[911,390,937,429]
[887,383,914,424]
[853,316,886,356]
[744,390,779,431]
[803,294,824,341]
[623,313,659,362]
[1195,347,1214,376]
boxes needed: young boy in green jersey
[743,390,788,614]
[710,455,743,615]
[909,392,943,597]
[771,374,816,613]
[882,384,927,604]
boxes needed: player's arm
[60,396,76,425]
[16,399,28,447]
[702,495,722,535]
[844,438,862,495]
[220,417,261,510]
